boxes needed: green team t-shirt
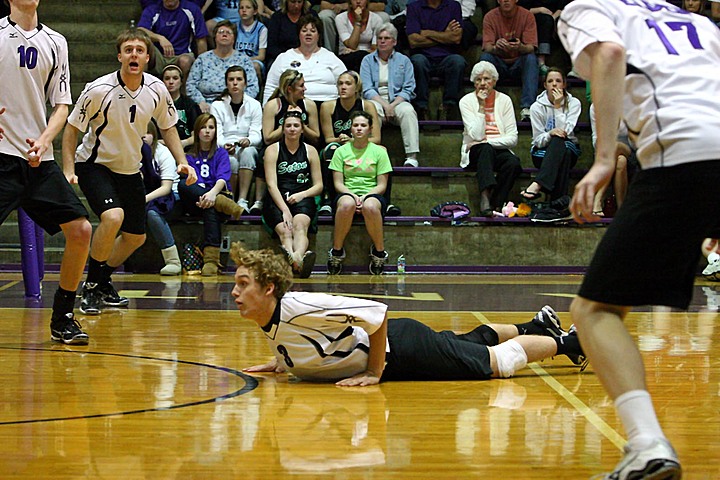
[329,142,393,196]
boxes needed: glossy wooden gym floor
[0,272,718,479]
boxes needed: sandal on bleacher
[520,189,542,201]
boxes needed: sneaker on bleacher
[403,158,419,167]
[249,200,263,215]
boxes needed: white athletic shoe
[702,256,720,281]
[595,438,681,480]
[403,158,419,167]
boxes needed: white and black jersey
[0,16,71,161]
[558,0,720,169]
[67,71,178,175]
[260,292,388,382]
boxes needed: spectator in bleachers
[162,65,202,150]
[319,0,388,54]
[360,22,420,167]
[141,0,212,9]
[459,61,522,216]
[263,69,321,147]
[683,0,706,15]
[207,1,242,43]
[320,70,381,211]
[237,0,268,83]
[186,20,260,112]
[711,0,720,23]
[263,111,323,278]
[327,110,392,275]
[588,103,638,218]
[263,15,346,105]
[178,113,244,275]
[458,0,479,49]
[520,67,581,203]
[266,0,317,65]
[518,1,567,74]
[211,65,265,214]
[138,0,210,78]
[406,0,465,121]
[335,0,383,71]
[258,0,282,19]
[141,122,182,275]
[479,0,539,121]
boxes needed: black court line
[0,346,259,425]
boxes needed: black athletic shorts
[382,318,497,381]
[75,162,147,235]
[0,154,88,235]
[579,159,720,309]
[262,194,318,230]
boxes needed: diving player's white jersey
[0,17,71,161]
[260,292,388,382]
[558,0,720,169]
[67,71,178,175]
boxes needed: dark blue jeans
[177,182,223,247]
[478,52,539,109]
[410,53,466,108]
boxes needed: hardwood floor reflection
[0,274,719,479]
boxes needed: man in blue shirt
[138,0,210,78]
[406,0,466,121]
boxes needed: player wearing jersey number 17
[62,28,197,316]
[559,0,720,478]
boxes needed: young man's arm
[569,41,625,224]
[336,313,388,386]
[61,122,82,184]
[160,126,198,185]
[26,104,69,167]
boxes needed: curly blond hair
[230,243,294,299]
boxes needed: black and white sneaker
[299,251,316,279]
[369,248,389,275]
[318,202,332,215]
[386,204,402,216]
[80,282,103,315]
[50,313,89,345]
[98,281,129,307]
[327,249,345,275]
[566,324,589,370]
[249,200,263,215]
[601,438,681,480]
[532,305,565,337]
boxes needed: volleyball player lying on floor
[230,244,586,386]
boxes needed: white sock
[708,252,720,263]
[615,390,666,450]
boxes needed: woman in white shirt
[211,65,265,214]
[459,61,522,216]
[263,15,346,105]
[334,0,382,72]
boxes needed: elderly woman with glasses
[459,61,522,216]
[360,22,420,167]
[186,20,261,112]
[263,15,346,105]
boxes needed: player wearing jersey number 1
[559,0,720,478]
[62,28,197,316]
